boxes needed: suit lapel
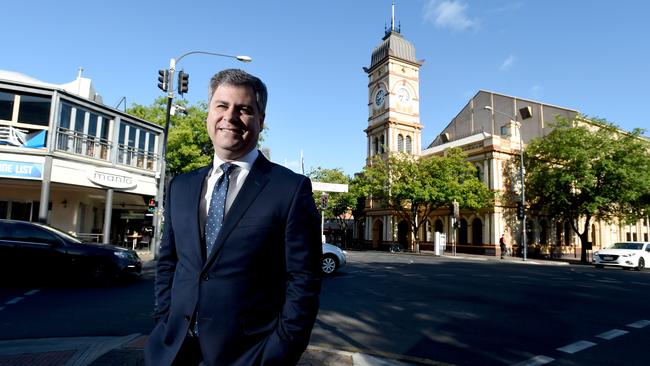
[187,166,211,263]
[204,155,271,267]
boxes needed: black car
[0,219,142,284]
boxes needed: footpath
[0,250,585,366]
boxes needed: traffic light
[148,198,157,213]
[178,70,189,95]
[320,193,329,210]
[516,202,525,219]
[157,69,169,92]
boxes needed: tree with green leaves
[524,116,650,262]
[357,148,493,251]
[307,167,356,246]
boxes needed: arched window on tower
[379,135,385,154]
[374,137,379,155]
[397,134,404,152]
[475,165,483,183]
[405,136,412,153]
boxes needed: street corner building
[0,69,163,248]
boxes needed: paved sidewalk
[0,334,424,366]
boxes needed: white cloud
[499,54,516,71]
[423,0,478,32]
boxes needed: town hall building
[358,11,649,257]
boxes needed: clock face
[375,89,386,106]
[396,87,411,103]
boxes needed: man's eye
[239,107,252,115]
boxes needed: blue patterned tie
[205,162,236,257]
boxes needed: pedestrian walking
[500,234,507,259]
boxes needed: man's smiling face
[206,83,264,161]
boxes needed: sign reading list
[0,160,43,180]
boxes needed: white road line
[24,289,40,296]
[511,355,555,366]
[631,281,649,286]
[5,297,25,305]
[627,320,650,329]
[556,340,596,354]
[596,329,628,340]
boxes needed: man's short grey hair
[208,69,268,115]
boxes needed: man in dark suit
[145,69,322,366]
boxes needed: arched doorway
[459,219,468,244]
[372,219,383,249]
[398,220,410,249]
[540,220,548,245]
[472,218,483,245]
[435,219,444,233]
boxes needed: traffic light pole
[152,60,175,259]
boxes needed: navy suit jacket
[145,153,322,366]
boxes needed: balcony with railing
[55,127,159,171]
[56,127,112,161]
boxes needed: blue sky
[4,0,649,176]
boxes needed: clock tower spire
[364,2,422,163]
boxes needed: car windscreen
[37,224,83,244]
[608,242,643,250]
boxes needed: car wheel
[594,264,604,269]
[636,257,645,271]
[322,255,338,275]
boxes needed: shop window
[0,91,14,121]
[0,201,7,219]
[10,202,32,221]
[17,94,51,126]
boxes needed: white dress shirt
[199,149,259,238]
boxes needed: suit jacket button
[201,273,209,281]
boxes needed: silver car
[322,243,347,275]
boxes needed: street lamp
[152,51,252,258]
[484,105,533,261]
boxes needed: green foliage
[525,115,650,261]
[307,167,356,244]
[356,149,492,245]
[307,167,355,219]
[128,98,212,176]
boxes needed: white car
[593,242,650,271]
[322,243,347,275]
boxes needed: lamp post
[152,51,252,259]
[484,105,532,261]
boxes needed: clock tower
[365,3,423,163]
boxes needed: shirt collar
[210,149,259,177]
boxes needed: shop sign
[88,168,137,190]
[0,160,43,180]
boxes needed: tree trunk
[578,216,591,263]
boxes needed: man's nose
[222,107,240,121]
